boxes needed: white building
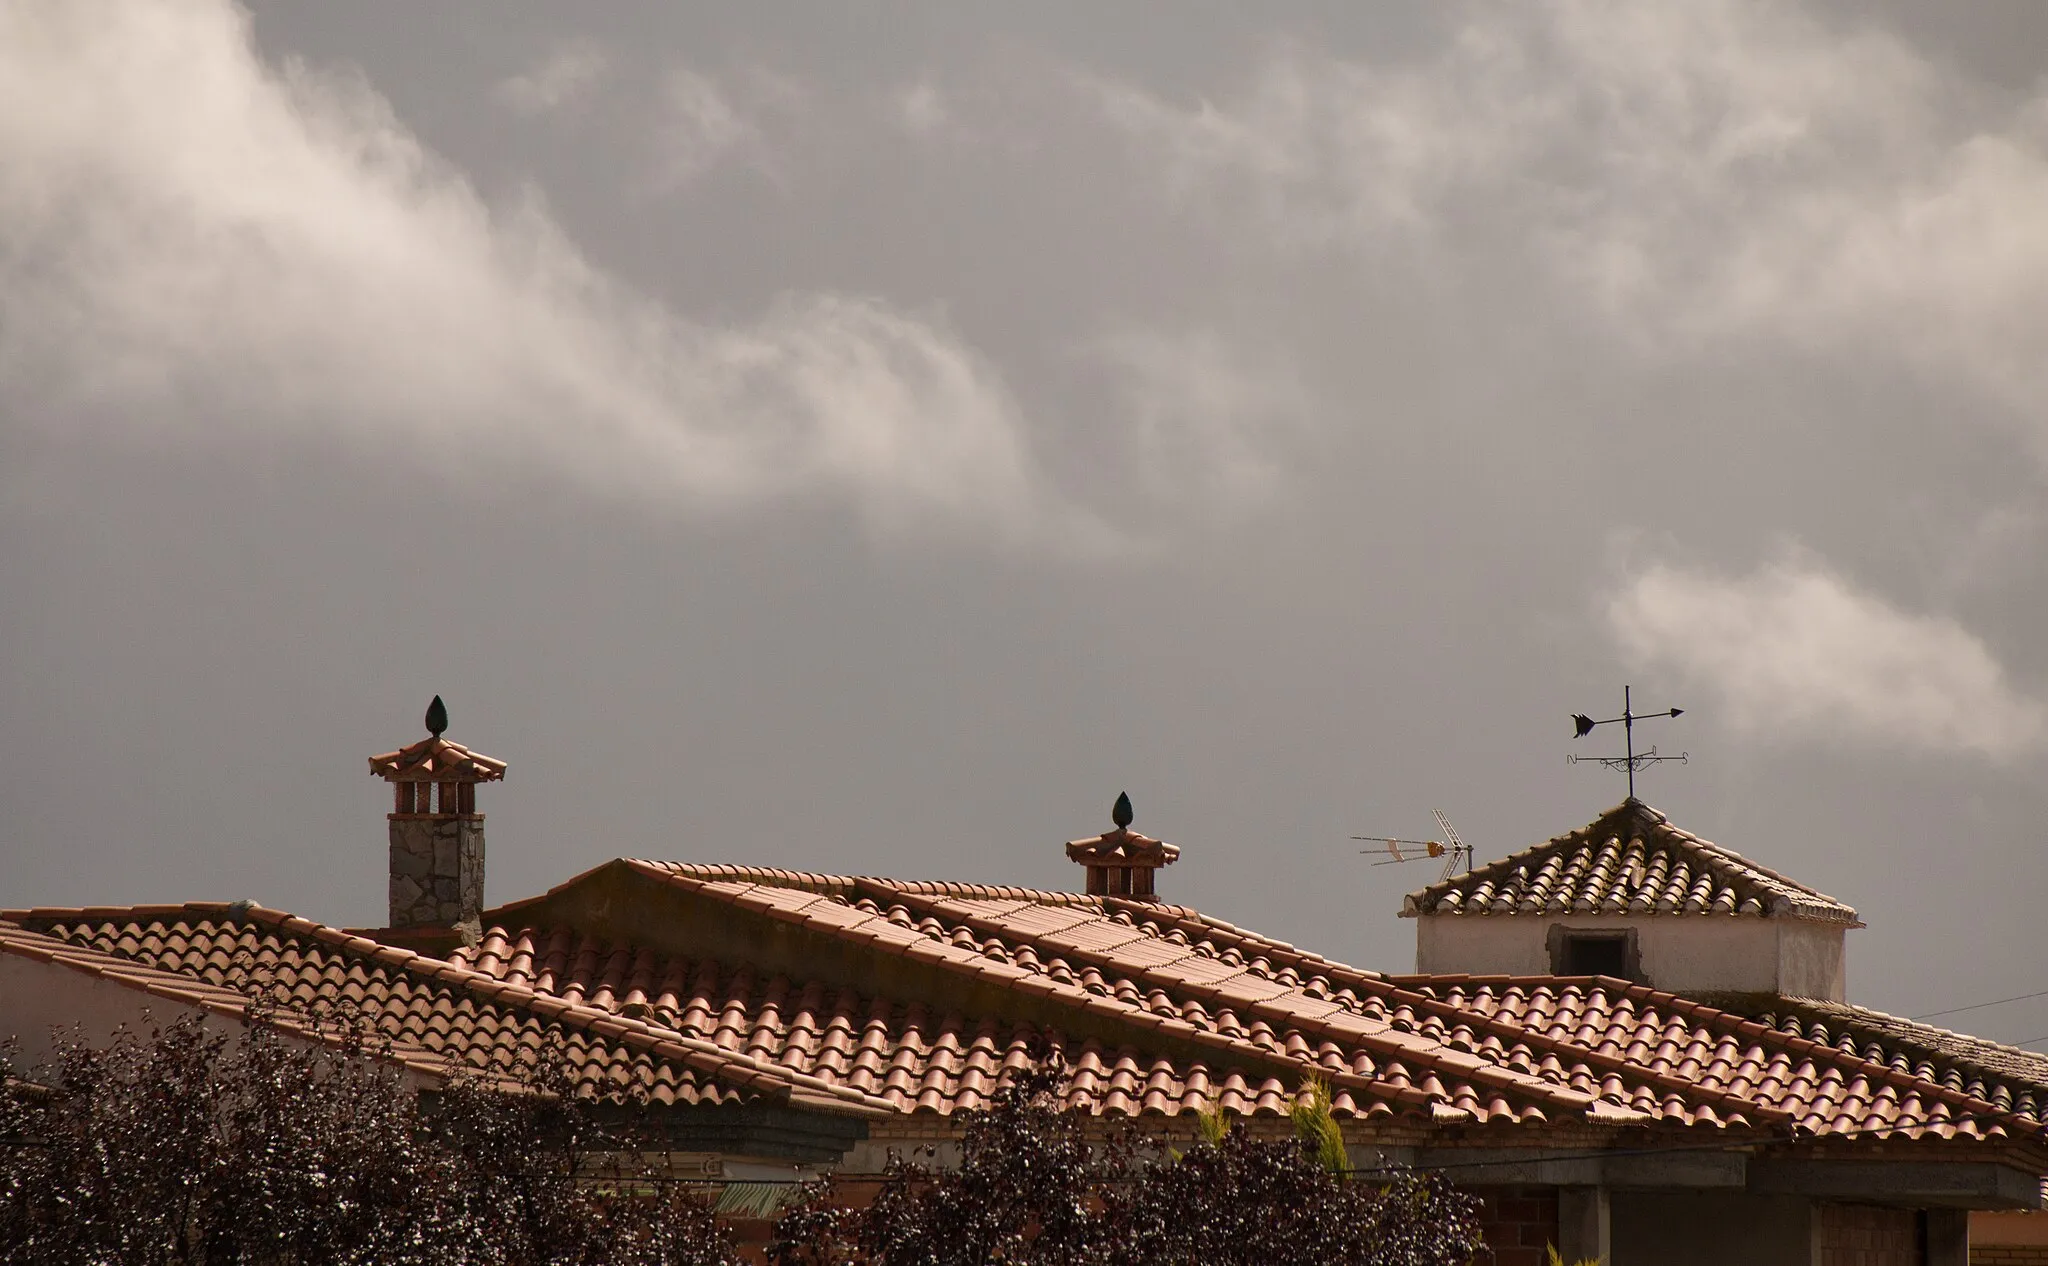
[1404,798,1859,1001]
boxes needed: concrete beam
[1416,1147,1747,1190]
[1748,1159,2044,1210]
[1558,1186,1610,1264]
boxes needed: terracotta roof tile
[1404,800,1860,924]
[13,857,2042,1157]
[367,735,506,783]
[1065,826,1180,868]
[0,905,890,1119]
[1721,997,2048,1124]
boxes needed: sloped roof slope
[465,859,2035,1145]
[1403,800,1860,924]
[1726,996,2048,1123]
[1,903,888,1118]
[9,857,2037,1158]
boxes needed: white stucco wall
[0,953,219,1078]
[1775,918,1848,1000]
[1414,914,1847,999]
[0,954,438,1088]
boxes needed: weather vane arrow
[1568,685,1687,800]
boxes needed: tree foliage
[768,1063,1486,1266]
[0,1010,738,1266]
[3,1014,1487,1266]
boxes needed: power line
[1910,987,2048,1022]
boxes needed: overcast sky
[4,1,2047,1049]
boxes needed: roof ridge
[868,884,1602,1120]
[1819,1004,2048,1060]
[631,861,863,897]
[624,862,1102,907]
[1673,830,1851,909]
[861,877,1099,905]
[628,864,1523,1118]
[3,901,249,923]
[1120,904,1382,991]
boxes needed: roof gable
[1402,800,1860,925]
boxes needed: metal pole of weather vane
[1569,685,1687,800]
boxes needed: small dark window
[1560,934,1629,978]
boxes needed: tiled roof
[1728,998,2048,1123]
[0,918,488,1087]
[448,923,1342,1120]
[9,858,2037,1156]
[1393,975,2043,1138]
[1403,800,1860,924]
[476,860,2037,1144]
[0,904,889,1118]
[368,735,506,783]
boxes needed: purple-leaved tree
[0,1009,738,1266]
[768,1062,1485,1266]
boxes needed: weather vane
[1568,684,1686,799]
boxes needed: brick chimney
[1066,792,1179,900]
[369,697,505,942]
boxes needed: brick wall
[1974,1249,2048,1266]
[1470,1185,1561,1266]
[1817,1202,1921,1266]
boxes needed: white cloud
[891,80,949,138]
[494,40,609,116]
[1087,327,1309,512]
[1103,1,2048,452]
[0,1,1085,546]
[650,65,807,190]
[655,68,756,185]
[1606,556,2044,758]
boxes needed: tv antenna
[1567,684,1686,799]
[1353,809,1472,883]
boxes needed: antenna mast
[1353,810,1473,883]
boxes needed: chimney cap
[370,699,505,783]
[369,736,506,783]
[1066,793,1180,868]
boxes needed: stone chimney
[1066,792,1180,900]
[369,696,505,941]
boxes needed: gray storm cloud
[1102,1,2048,452]
[10,0,2048,1044]
[0,0,1081,545]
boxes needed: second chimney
[368,696,505,942]
[1065,792,1180,900]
